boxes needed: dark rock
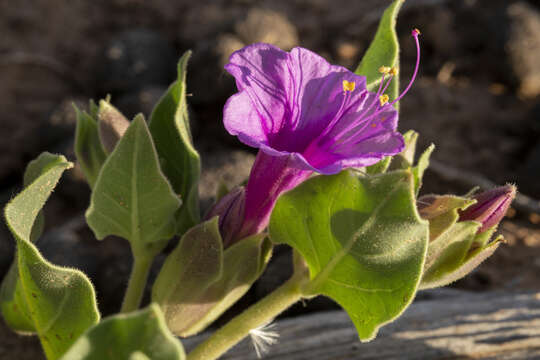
[506,2,540,97]
[235,8,299,51]
[97,29,177,95]
[37,224,101,280]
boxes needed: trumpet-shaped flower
[218,30,421,242]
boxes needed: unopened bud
[459,185,516,233]
[205,187,245,247]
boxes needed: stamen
[390,67,398,76]
[379,94,389,106]
[342,80,356,92]
[390,28,421,106]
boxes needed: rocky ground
[0,0,539,358]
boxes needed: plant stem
[187,275,303,360]
[121,256,152,313]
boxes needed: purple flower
[459,185,516,233]
[215,31,422,242]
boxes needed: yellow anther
[390,67,399,76]
[378,66,391,74]
[342,80,356,92]
[412,28,421,36]
[379,94,389,106]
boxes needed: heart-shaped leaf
[60,304,185,360]
[86,115,181,259]
[355,0,404,105]
[269,170,428,341]
[0,153,100,359]
[153,218,272,337]
[149,51,201,235]
[74,103,107,188]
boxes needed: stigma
[342,80,356,92]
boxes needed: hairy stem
[187,275,304,360]
[120,256,152,313]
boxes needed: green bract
[0,153,100,360]
[60,304,185,360]
[269,170,429,341]
[149,51,201,235]
[153,218,272,337]
[85,115,181,259]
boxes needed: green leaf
[0,153,100,359]
[74,104,107,188]
[86,115,181,259]
[97,100,130,153]
[269,170,428,341]
[390,130,418,169]
[149,51,201,235]
[60,304,185,360]
[153,218,272,337]
[355,0,404,105]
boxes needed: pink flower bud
[459,185,516,233]
[205,187,245,248]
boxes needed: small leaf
[74,104,107,188]
[390,130,418,169]
[0,153,100,359]
[97,100,131,153]
[365,156,391,175]
[417,194,475,241]
[86,115,181,259]
[60,304,185,360]
[149,51,201,235]
[153,218,272,337]
[269,170,428,341]
[412,144,434,195]
[355,0,404,104]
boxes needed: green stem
[187,275,304,360]
[121,256,152,313]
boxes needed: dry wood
[185,290,540,359]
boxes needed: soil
[0,0,539,358]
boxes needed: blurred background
[0,0,539,357]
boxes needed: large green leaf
[0,153,100,359]
[269,170,428,341]
[74,104,107,188]
[60,304,185,360]
[149,51,200,235]
[355,0,404,104]
[86,115,181,259]
[153,218,272,337]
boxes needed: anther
[342,80,356,92]
[390,67,398,76]
[379,94,389,106]
[378,66,391,74]
[412,28,421,36]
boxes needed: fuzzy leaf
[0,153,99,360]
[412,144,434,195]
[391,130,418,169]
[355,0,404,104]
[97,100,130,153]
[417,195,475,241]
[269,170,428,341]
[365,156,391,175]
[420,222,501,289]
[74,104,107,188]
[86,115,181,259]
[149,51,201,235]
[60,304,185,360]
[153,218,271,337]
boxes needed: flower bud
[458,185,516,233]
[205,187,245,248]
